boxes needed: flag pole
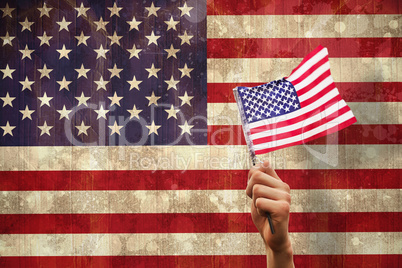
[233,87,275,235]
[252,157,275,235]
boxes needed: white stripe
[207,57,402,83]
[249,89,340,129]
[250,100,347,140]
[207,14,402,38]
[287,47,328,82]
[253,110,355,151]
[0,232,400,256]
[207,102,401,125]
[297,76,334,102]
[1,145,400,170]
[0,189,399,214]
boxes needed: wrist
[266,238,294,268]
[265,237,293,255]
[265,236,293,256]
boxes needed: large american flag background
[0,0,401,267]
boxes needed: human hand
[246,160,294,268]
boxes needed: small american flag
[234,45,357,156]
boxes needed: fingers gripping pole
[252,157,275,235]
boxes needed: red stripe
[208,124,402,146]
[1,255,400,268]
[250,95,342,135]
[0,256,267,268]
[207,82,402,103]
[252,105,351,145]
[294,255,402,268]
[290,212,401,232]
[284,169,400,189]
[207,0,401,15]
[0,212,399,234]
[254,117,357,154]
[207,38,402,58]
[286,46,325,80]
[0,169,400,191]
[0,170,247,191]
[208,125,247,145]
[0,213,255,234]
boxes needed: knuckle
[248,169,254,180]
[252,170,263,179]
[245,189,250,198]
[249,170,262,185]
[252,184,261,196]
[248,168,259,179]
[255,197,263,209]
[282,182,291,193]
[283,192,291,204]
[279,201,290,214]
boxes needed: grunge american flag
[0,1,401,268]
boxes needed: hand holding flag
[246,160,294,268]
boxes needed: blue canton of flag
[0,0,207,146]
[236,78,301,123]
